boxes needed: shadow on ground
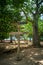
[0,48,43,65]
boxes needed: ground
[0,41,43,65]
[0,48,43,65]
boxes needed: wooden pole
[16,23,22,61]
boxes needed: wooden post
[16,23,22,61]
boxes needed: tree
[20,0,43,47]
[0,0,10,42]
[0,0,17,42]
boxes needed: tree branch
[21,9,34,23]
[39,11,43,15]
[38,0,43,6]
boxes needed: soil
[0,42,43,65]
[0,48,43,65]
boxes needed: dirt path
[0,48,43,65]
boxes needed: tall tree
[0,0,16,42]
[20,0,43,47]
[0,0,9,42]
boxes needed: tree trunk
[10,35,13,43]
[1,40,3,43]
[17,34,20,60]
[32,18,41,47]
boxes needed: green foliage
[0,32,9,40]
[25,22,33,37]
[0,0,23,40]
[12,0,28,8]
[20,22,33,37]
[20,20,43,39]
[0,0,11,40]
[0,0,43,41]
[0,0,7,7]
[38,20,43,37]
[0,18,11,40]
